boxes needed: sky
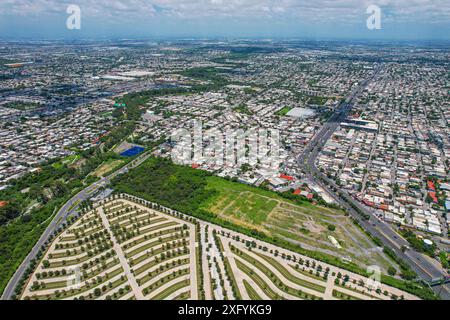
[0,0,449,40]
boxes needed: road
[1,149,153,300]
[297,66,450,299]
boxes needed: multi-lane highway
[1,149,153,300]
[297,66,450,299]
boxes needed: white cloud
[0,0,448,24]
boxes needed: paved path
[225,255,250,299]
[98,207,145,300]
[140,264,189,296]
[200,224,213,300]
[209,232,234,299]
[165,287,190,300]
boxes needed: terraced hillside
[18,195,419,300]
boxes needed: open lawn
[51,155,80,169]
[203,177,278,225]
[274,106,292,116]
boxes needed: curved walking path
[240,273,271,300]
[165,287,190,300]
[118,199,198,299]
[225,253,250,300]
[141,264,189,291]
[207,232,234,299]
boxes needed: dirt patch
[94,160,124,177]
[302,219,326,234]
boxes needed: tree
[387,266,396,276]
[94,288,102,297]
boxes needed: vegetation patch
[275,106,292,116]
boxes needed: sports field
[120,146,145,157]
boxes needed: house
[279,174,294,181]
[268,177,288,189]
[428,191,438,203]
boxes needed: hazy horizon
[0,1,449,41]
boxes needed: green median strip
[336,283,381,300]
[216,237,241,300]
[254,252,326,293]
[149,278,190,300]
[332,289,361,300]
[129,240,188,267]
[139,221,178,235]
[134,251,189,276]
[288,264,327,282]
[125,229,189,258]
[173,290,191,300]
[137,260,189,286]
[109,213,161,228]
[195,246,202,299]
[222,255,242,300]
[27,266,124,300]
[243,279,263,300]
[234,258,281,300]
[48,246,112,268]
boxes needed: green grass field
[203,177,278,225]
[274,106,292,116]
[51,155,80,169]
